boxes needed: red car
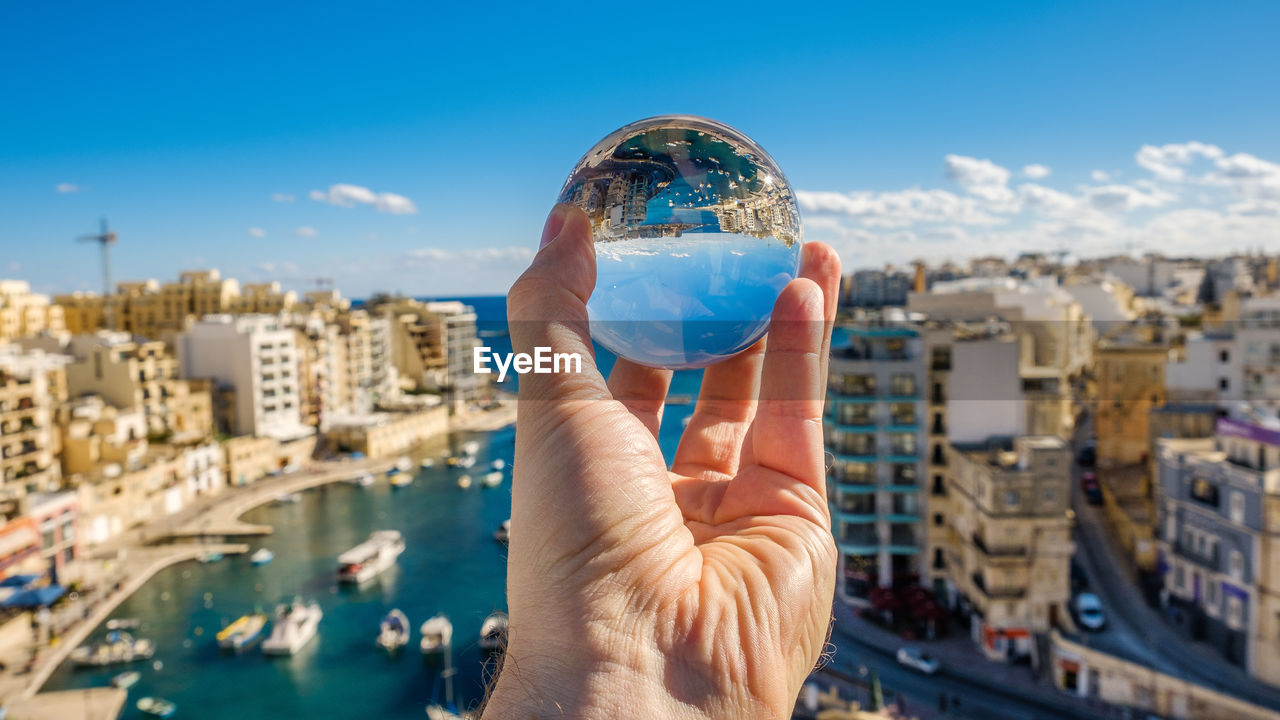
[1081,472,1102,505]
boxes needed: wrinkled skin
[484,205,840,719]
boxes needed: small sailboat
[111,670,141,689]
[217,612,269,651]
[250,548,274,565]
[419,614,453,655]
[137,697,177,718]
[493,519,510,545]
[478,611,508,652]
[481,471,503,488]
[456,475,472,489]
[377,609,410,653]
[490,459,505,470]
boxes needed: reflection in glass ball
[558,115,803,370]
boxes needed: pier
[6,687,127,720]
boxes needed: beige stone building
[62,333,214,442]
[1095,340,1170,468]
[0,280,65,341]
[0,347,67,517]
[372,298,485,410]
[324,406,447,458]
[942,435,1074,661]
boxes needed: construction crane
[76,218,118,327]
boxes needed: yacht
[250,548,274,565]
[349,472,376,487]
[418,614,452,654]
[136,697,177,718]
[70,631,155,666]
[217,612,269,651]
[481,471,502,488]
[337,530,405,584]
[478,611,508,651]
[262,598,322,655]
[111,670,141,689]
[377,609,410,653]
[493,519,510,545]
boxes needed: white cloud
[295,226,317,238]
[1135,141,1223,182]
[796,188,1001,228]
[309,183,419,215]
[1022,164,1051,179]
[248,227,266,238]
[945,154,1011,189]
[1091,170,1111,182]
[1082,184,1175,212]
[271,192,296,203]
[55,183,80,193]
[1018,183,1078,214]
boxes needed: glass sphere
[558,115,803,370]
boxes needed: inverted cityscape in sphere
[558,115,804,369]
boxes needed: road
[1068,408,1280,712]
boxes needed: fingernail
[540,204,571,248]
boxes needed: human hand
[484,204,840,719]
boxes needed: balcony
[1174,539,1219,570]
[972,533,1027,558]
[971,572,1026,599]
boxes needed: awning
[0,585,66,608]
[0,573,41,589]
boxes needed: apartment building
[375,298,485,410]
[177,314,311,440]
[1095,340,1171,467]
[943,435,1074,660]
[0,347,68,515]
[1156,415,1280,685]
[0,280,65,341]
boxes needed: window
[889,433,917,456]
[1005,491,1021,507]
[1190,478,1219,507]
[833,403,873,426]
[1206,579,1220,613]
[1230,550,1244,581]
[933,513,945,526]
[1230,492,1245,524]
[1219,377,1230,391]
[890,374,917,397]
[889,402,916,426]
[1220,349,1230,363]
[832,373,876,397]
[1227,596,1244,630]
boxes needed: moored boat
[337,530,405,584]
[455,455,476,469]
[418,614,452,654]
[105,618,140,630]
[493,519,510,545]
[137,697,177,718]
[396,456,413,472]
[481,471,502,488]
[349,472,376,487]
[490,458,505,470]
[274,492,301,504]
[478,611,508,651]
[217,612,269,651]
[71,631,155,667]
[420,458,436,469]
[250,548,274,565]
[460,440,480,457]
[456,475,472,489]
[390,472,413,488]
[198,551,224,564]
[262,598,322,655]
[111,670,141,689]
[377,609,410,653]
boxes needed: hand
[485,204,840,719]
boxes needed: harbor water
[43,296,706,718]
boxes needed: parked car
[1081,472,1103,505]
[896,646,941,675]
[1077,443,1097,467]
[1074,593,1106,631]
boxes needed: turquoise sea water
[44,296,704,719]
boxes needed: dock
[7,688,127,720]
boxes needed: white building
[177,314,312,440]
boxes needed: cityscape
[4,2,1280,719]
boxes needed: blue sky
[3,1,1279,296]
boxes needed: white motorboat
[250,548,274,565]
[337,530,405,584]
[455,455,476,469]
[460,440,480,457]
[349,472,376,487]
[217,612,269,651]
[493,519,510,545]
[390,472,413,488]
[262,598,322,655]
[377,609,410,653]
[274,492,301,504]
[396,456,413,472]
[198,551,224,564]
[106,618,141,630]
[481,471,502,488]
[418,614,452,654]
[456,474,472,489]
[111,670,141,689]
[426,706,469,720]
[137,697,177,718]
[420,458,436,469]
[478,611,508,651]
[490,459,505,470]
[71,631,155,666]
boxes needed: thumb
[506,203,608,403]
